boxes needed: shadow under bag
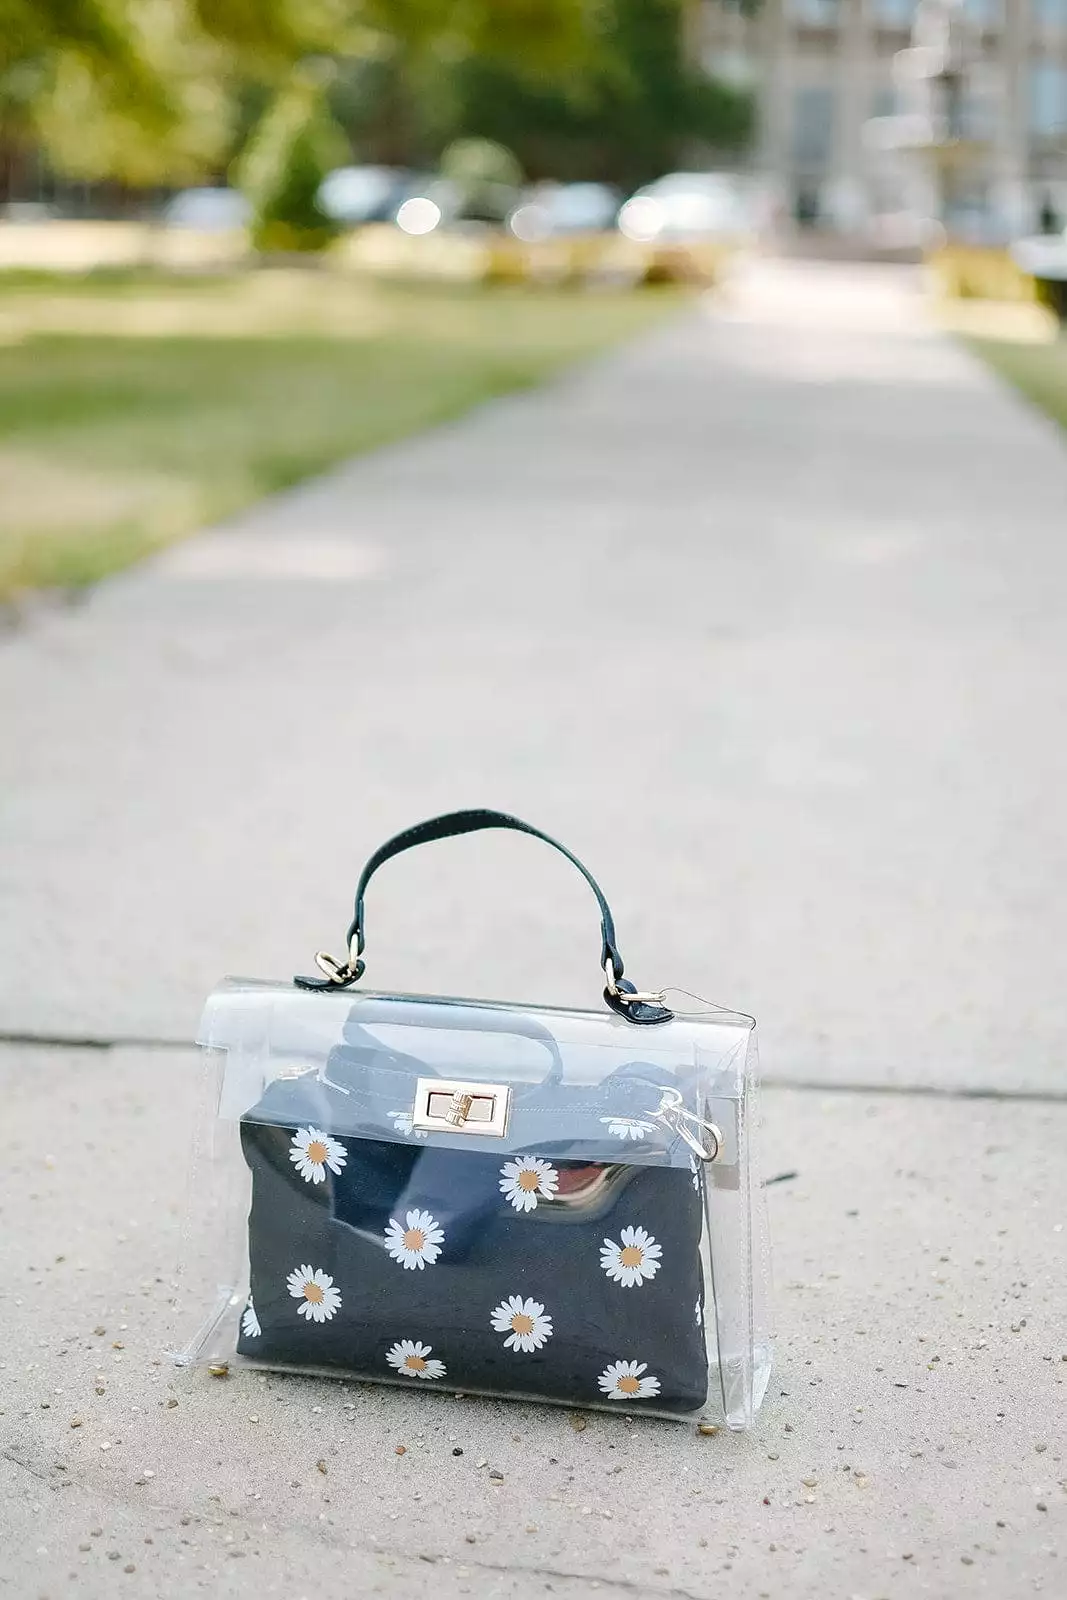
[186,809,772,1428]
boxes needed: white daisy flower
[600,1116,656,1142]
[390,1111,428,1139]
[598,1360,661,1401]
[384,1209,445,1271]
[240,1299,261,1339]
[288,1126,347,1185]
[689,1155,701,1192]
[490,1295,554,1353]
[385,1339,446,1380]
[600,1224,663,1287]
[499,1156,559,1213]
[286,1264,342,1322]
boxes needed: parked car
[391,174,520,235]
[507,183,621,242]
[617,172,756,244]
[392,178,458,237]
[160,188,250,230]
[317,166,412,227]
[612,172,764,285]
[1,201,61,223]
[1011,230,1067,321]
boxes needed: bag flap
[199,979,752,1169]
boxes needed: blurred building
[702,0,1067,244]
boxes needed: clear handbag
[177,810,773,1428]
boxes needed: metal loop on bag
[313,934,365,986]
[602,958,667,1009]
[313,951,352,983]
[652,1088,723,1162]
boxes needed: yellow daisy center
[617,1374,641,1395]
[303,1282,324,1304]
[620,1246,644,1268]
[306,1141,328,1164]
[517,1170,541,1192]
[511,1313,535,1336]
[404,1354,426,1372]
[403,1228,425,1251]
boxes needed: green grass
[965,332,1067,435]
[0,272,684,596]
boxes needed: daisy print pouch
[182,811,772,1430]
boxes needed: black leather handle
[349,810,623,977]
[295,809,672,1025]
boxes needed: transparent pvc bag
[175,811,772,1429]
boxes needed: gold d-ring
[604,958,667,1008]
[314,951,350,983]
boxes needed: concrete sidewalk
[2,260,1065,1596]
[2,264,1067,1090]
[3,1046,1063,1598]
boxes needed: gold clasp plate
[411,1078,511,1138]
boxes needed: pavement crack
[0,1030,189,1052]
[2,1446,53,1484]
[82,1488,710,1597]
[761,1073,1067,1103]
[429,1552,707,1599]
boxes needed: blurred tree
[437,136,523,221]
[188,0,330,65]
[0,0,163,100]
[234,66,347,252]
[208,0,592,250]
[440,136,521,186]
[323,0,596,170]
[0,0,164,198]
[0,1,236,195]
[446,0,754,189]
[1,0,750,223]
